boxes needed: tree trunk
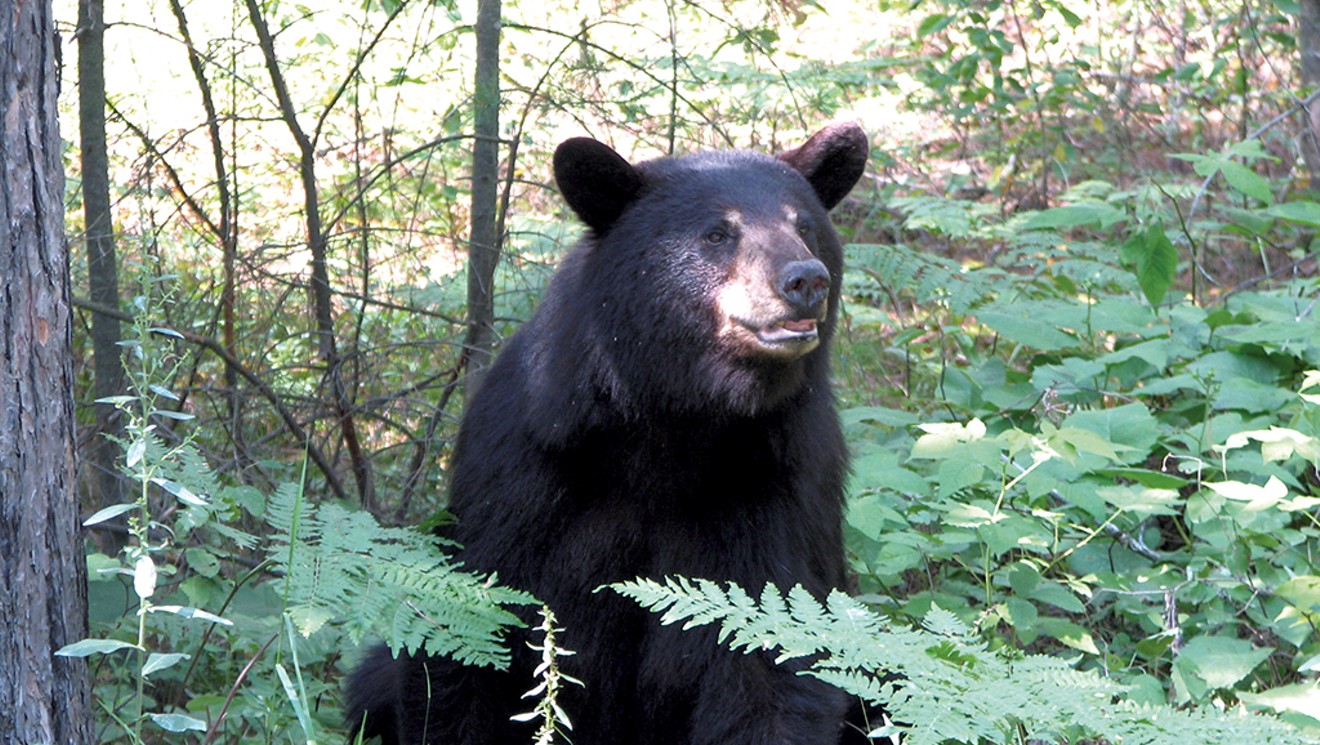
[1300,0,1320,190]
[78,0,127,553]
[464,0,503,402]
[0,0,96,740]
[244,0,371,508]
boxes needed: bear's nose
[778,259,829,315]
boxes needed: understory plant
[61,283,534,743]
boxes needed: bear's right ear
[777,122,869,211]
[554,138,645,235]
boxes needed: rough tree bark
[78,0,127,553]
[1300,0,1320,190]
[0,0,96,740]
[464,0,503,401]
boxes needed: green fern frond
[612,577,1310,745]
[266,486,535,668]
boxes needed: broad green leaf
[151,478,209,507]
[55,638,140,657]
[1021,203,1126,230]
[936,458,986,497]
[1203,476,1288,511]
[1034,617,1100,654]
[83,502,136,527]
[1096,485,1180,516]
[1029,583,1085,614]
[142,652,190,678]
[1064,402,1159,463]
[1221,427,1320,463]
[1275,576,1320,613]
[911,419,987,457]
[1240,683,1320,722]
[849,451,929,496]
[125,438,147,468]
[1008,562,1041,595]
[1004,597,1038,632]
[1174,635,1273,694]
[1219,161,1271,203]
[916,13,954,37]
[1122,225,1178,305]
[1098,339,1170,369]
[1094,467,1190,489]
[149,605,234,626]
[839,406,920,428]
[148,383,179,401]
[149,713,207,733]
[1043,424,1123,462]
[1264,201,1320,227]
[976,310,1080,351]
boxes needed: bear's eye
[795,219,812,238]
[703,228,730,247]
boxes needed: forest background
[48,0,1320,742]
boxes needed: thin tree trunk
[464,0,503,401]
[243,0,374,508]
[77,0,127,553]
[0,0,95,740]
[1301,0,1320,191]
[168,0,242,463]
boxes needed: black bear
[347,123,870,745]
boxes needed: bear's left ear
[777,123,869,211]
[554,138,645,234]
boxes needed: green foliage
[840,174,1320,738]
[612,578,1309,745]
[266,478,535,667]
[67,283,533,743]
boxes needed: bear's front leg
[637,623,850,745]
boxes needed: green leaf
[142,652,190,678]
[151,478,209,507]
[1275,576,1320,614]
[148,713,207,733]
[125,438,147,469]
[148,383,179,401]
[1240,683,1320,723]
[1220,161,1272,203]
[916,13,954,37]
[55,638,140,657]
[1203,476,1288,511]
[185,547,221,578]
[83,502,136,527]
[149,605,234,626]
[1008,562,1041,595]
[1034,617,1100,654]
[1174,635,1273,700]
[1021,203,1126,230]
[976,309,1080,351]
[1263,201,1320,227]
[839,406,920,428]
[911,419,988,457]
[1064,402,1159,463]
[1122,225,1178,305]
[1096,485,1181,516]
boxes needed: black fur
[347,124,870,745]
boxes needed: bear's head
[550,124,868,417]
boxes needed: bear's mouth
[754,318,818,345]
[744,315,813,348]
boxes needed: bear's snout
[777,259,829,317]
